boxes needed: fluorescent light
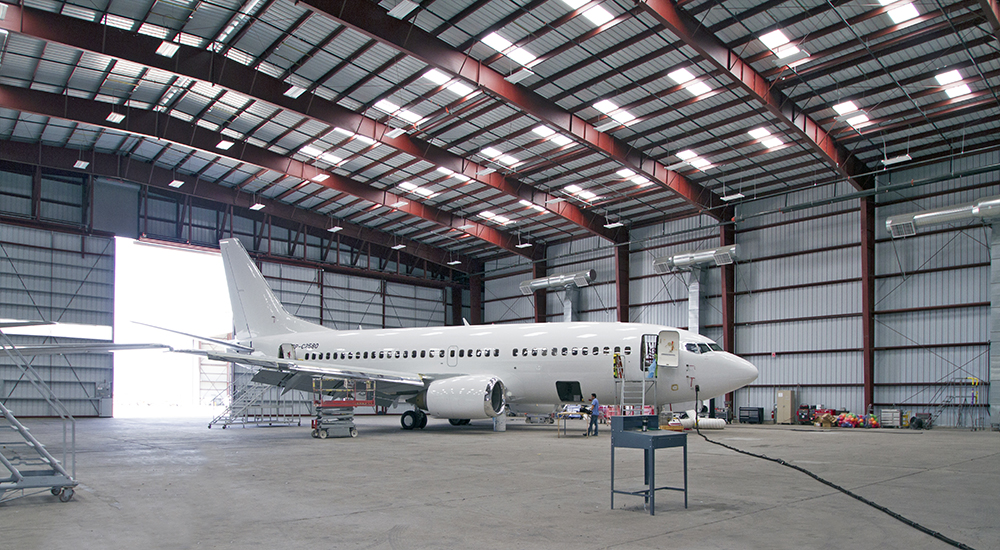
[882,154,912,166]
[74,160,89,169]
[935,70,962,85]
[945,84,972,98]
[846,113,869,126]
[169,180,184,188]
[311,174,330,182]
[300,145,323,157]
[582,5,614,26]
[391,244,406,250]
[106,112,125,123]
[886,3,919,24]
[690,157,711,169]
[604,221,624,228]
[447,81,474,96]
[155,40,179,58]
[551,134,572,146]
[762,137,783,149]
[284,85,306,99]
[668,68,695,84]
[833,101,859,115]
[387,0,418,19]
[482,32,512,52]
[687,81,712,96]
[447,260,462,265]
[507,47,536,66]
[515,242,533,248]
[676,150,697,161]
[423,69,450,85]
[759,29,790,50]
[721,192,744,201]
[249,202,265,211]
[594,99,618,114]
[374,99,400,114]
[327,225,343,233]
[748,127,771,139]
[532,126,555,138]
[320,152,343,165]
[217,140,234,150]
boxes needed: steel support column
[615,244,630,323]
[470,274,483,325]
[720,224,736,419]
[861,197,876,412]
[533,261,547,324]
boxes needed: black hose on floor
[693,420,975,549]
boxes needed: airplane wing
[1,343,171,356]
[179,349,427,387]
[133,321,254,353]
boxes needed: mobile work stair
[208,364,303,429]
[0,328,77,504]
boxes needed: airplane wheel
[318,428,329,439]
[459,419,470,425]
[401,410,417,430]
[418,411,428,429]
[449,419,463,426]
[349,427,358,438]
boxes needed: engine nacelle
[423,375,506,419]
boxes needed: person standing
[586,393,600,437]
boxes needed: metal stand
[0,329,77,504]
[310,378,375,439]
[610,415,687,515]
[208,363,304,429]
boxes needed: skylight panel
[498,154,519,166]
[748,128,771,140]
[565,184,582,193]
[447,82,475,96]
[689,158,712,170]
[668,68,695,83]
[320,152,343,165]
[551,135,572,146]
[846,114,869,126]
[532,126,555,138]
[935,70,962,85]
[676,150,697,161]
[396,109,423,124]
[759,29,790,50]
[833,101,859,115]
[616,168,636,178]
[481,147,503,158]
[102,14,135,31]
[300,145,323,157]
[668,68,712,97]
[482,33,513,52]
[508,48,537,66]
[423,69,450,86]
[582,5,614,26]
[945,84,972,98]
[374,99,401,114]
[762,137,783,149]
[594,99,618,114]
[879,0,919,23]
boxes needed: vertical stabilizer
[219,238,321,342]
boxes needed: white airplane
[196,238,758,430]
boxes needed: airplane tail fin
[219,238,321,343]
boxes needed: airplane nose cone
[736,356,759,387]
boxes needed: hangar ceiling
[0,0,997,273]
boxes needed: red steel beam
[860,197,876,412]
[980,0,1000,42]
[0,139,479,277]
[296,0,728,221]
[639,0,873,192]
[0,5,621,244]
[0,83,531,261]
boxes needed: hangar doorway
[113,238,232,417]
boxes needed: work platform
[610,414,687,515]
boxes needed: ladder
[0,328,77,503]
[207,364,303,429]
[615,379,657,416]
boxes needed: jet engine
[422,375,506,419]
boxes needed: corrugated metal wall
[0,225,115,417]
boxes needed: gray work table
[610,415,687,515]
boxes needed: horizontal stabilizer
[133,321,254,353]
[1,343,170,356]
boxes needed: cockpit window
[709,343,723,352]
[698,343,711,354]
[685,343,699,353]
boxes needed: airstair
[0,328,77,504]
[207,364,304,429]
[615,379,657,416]
[928,377,987,430]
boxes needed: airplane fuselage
[249,321,757,413]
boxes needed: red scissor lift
[310,378,375,439]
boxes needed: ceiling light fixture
[169,180,184,188]
[249,202,265,211]
[878,0,919,24]
[106,112,125,124]
[721,192,744,201]
[881,154,912,166]
[327,225,343,233]
[387,0,419,19]
[74,160,89,169]
[155,40,179,58]
[311,174,330,182]
[447,260,462,266]
[391,244,406,250]
[284,85,306,99]
[216,140,234,150]
[505,68,534,84]
[604,221,624,228]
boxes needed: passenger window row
[300,344,635,362]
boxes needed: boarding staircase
[0,328,77,503]
[207,364,304,429]
[615,379,657,416]
[928,378,987,430]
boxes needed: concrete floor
[3,415,997,550]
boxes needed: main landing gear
[448,419,471,426]
[400,409,428,430]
